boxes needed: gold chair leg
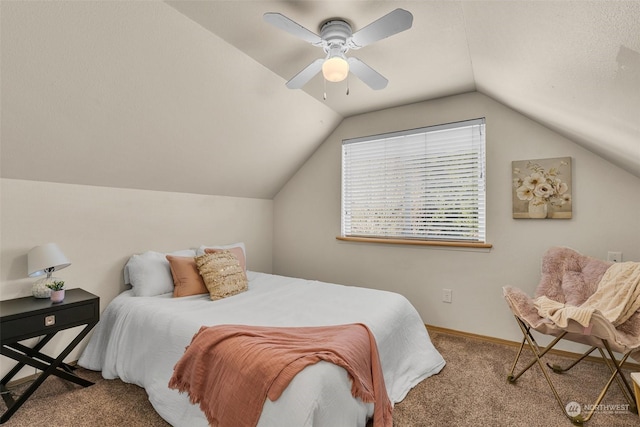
[514,318,575,423]
[576,345,633,423]
[507,334,527,382]
[597,341,637,413]
[506,317,638,424]
[547,346,597,373]
[507,316,567,383]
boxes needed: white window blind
[341,118,486,242]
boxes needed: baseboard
[425,324,640,371]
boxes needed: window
[341,118,486,245]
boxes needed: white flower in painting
[554,193,571,206]
[513,160,571,209]
[534,183,554,199]
[516,185,534,201]
[523,172,544,189]
[556,180,568,195]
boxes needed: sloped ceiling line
[2,1,639,203]
[459,1,477,87]
[166,1,640,179]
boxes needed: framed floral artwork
[512,157,572,219]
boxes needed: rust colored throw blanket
[168,323,392,427]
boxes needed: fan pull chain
[322,77,350,99]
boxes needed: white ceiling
[166,0,477,116]
[166,0,640,177]
[2,1,639,199]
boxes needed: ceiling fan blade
[263,13,323,46]
[286,58,324,89]
[347,57,388,90]
[349,8,413,49]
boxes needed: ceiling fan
[263,9,413,91]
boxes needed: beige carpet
[2,330,638,426]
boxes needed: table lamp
[27,243,71,298]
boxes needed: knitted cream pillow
[195,250,247,301]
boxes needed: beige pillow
[166,255,208,297]
[195,250,248,301]
[204,246,246,272]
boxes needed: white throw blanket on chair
[534,261,640,328]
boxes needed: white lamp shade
[322,56,349,82]
[27,243,71,277]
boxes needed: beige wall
[0,178,273,378]
[2,91,639,380]
[273,92,640,346]
[1,1,341,200]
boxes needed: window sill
[335,236,493,249]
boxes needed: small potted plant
[47,280,66,303]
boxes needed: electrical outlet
[442,288,452,303]
[607,251,622,263]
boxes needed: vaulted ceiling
[2,1,639,199]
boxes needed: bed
[78,265,445,426]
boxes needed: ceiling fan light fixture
[322,56,349,82]
[264,9,413,89]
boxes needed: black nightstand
[0,288,99,424]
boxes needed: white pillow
[196,242,246,262]
[125,249,196,297]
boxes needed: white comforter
[79,271,445,427]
